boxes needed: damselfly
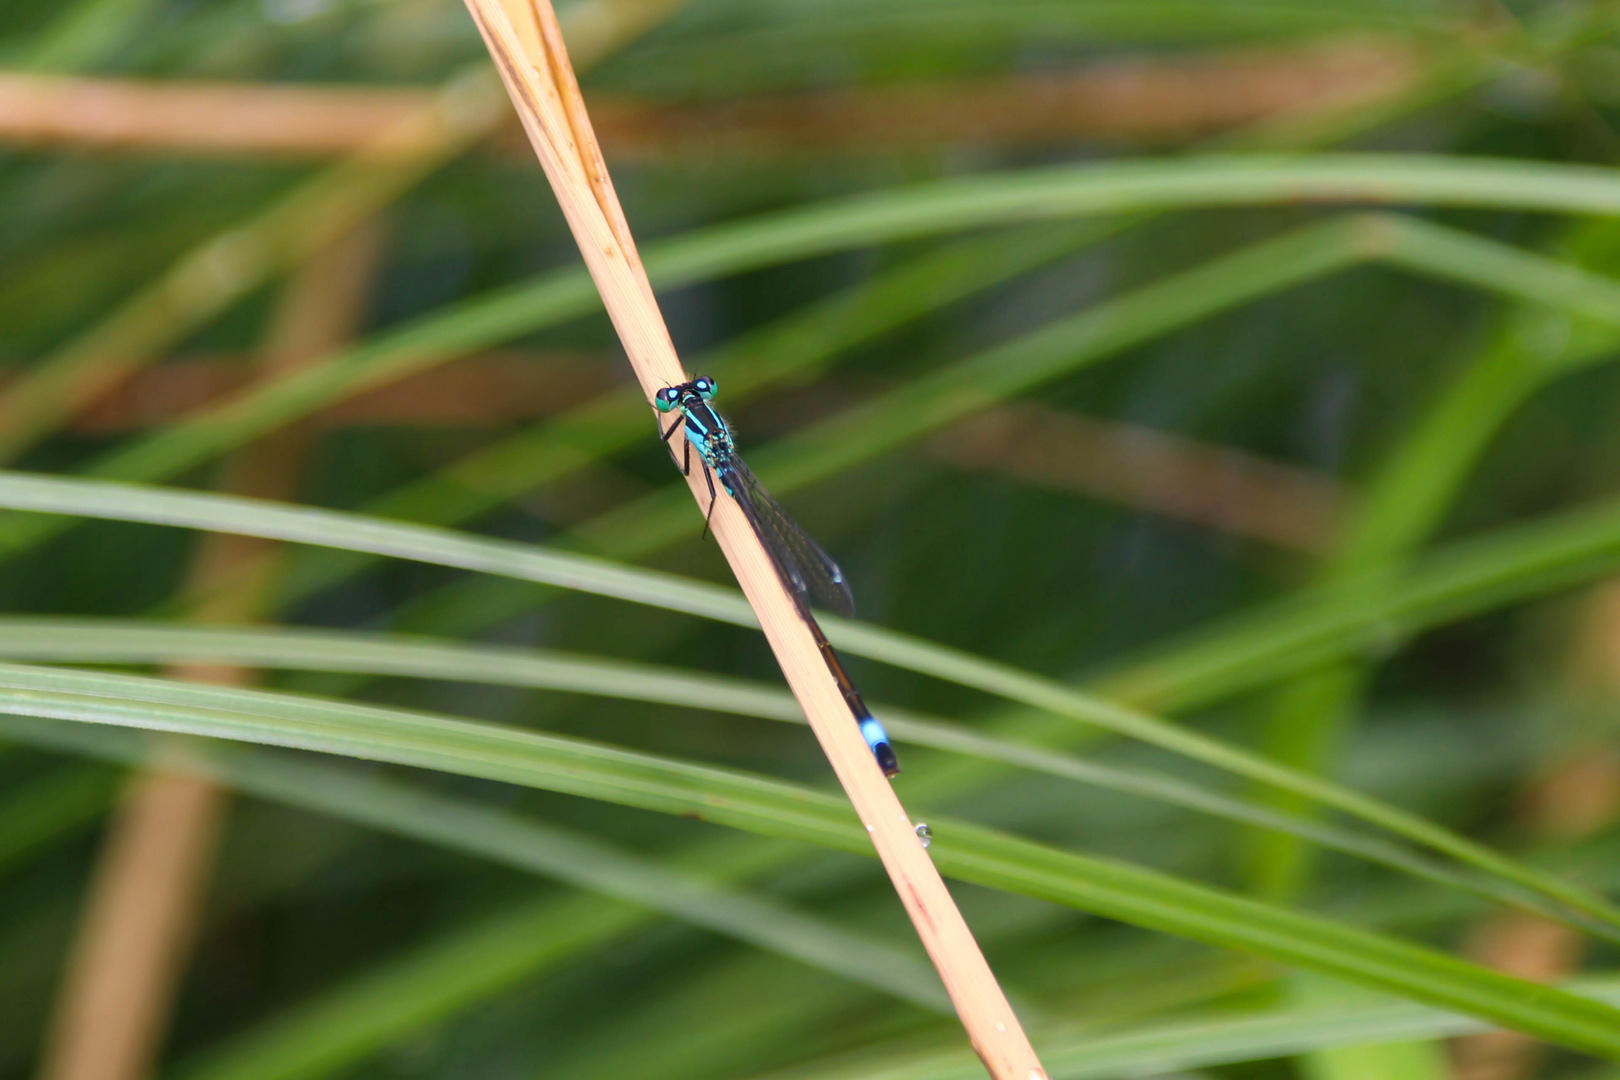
[655,376,900,777]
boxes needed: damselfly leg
[661,411,720,536]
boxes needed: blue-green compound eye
[654,387,681,413]
[692,377,717,400]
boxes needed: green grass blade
[393,212,1620,655]
[221,209,1620,624]
[0,668,1618,1054]
[387,214,1370,636]
[0,69,498,465]
[25,153,1620,525]
[11,719,937,1080]
[775,979,1620,1080]
[275,221,1115,602]
[576,217,1368,555]
[0,703,948,1011]
[223,743,955,1015]
[0,615,1593,933]
[1099,489,1620,712]
[0,471,1617,932]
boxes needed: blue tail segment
[860,716,900,778]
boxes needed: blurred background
[4,1,1620,1079]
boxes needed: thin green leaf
[0,615,1592,934]
[283,221,1116,600]
[0,470,1614,934]
[0,707,948,1012]
[770,978,1620,1080]
[0,666,1616,1055]
[32,153,1620,521]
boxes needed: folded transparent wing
[719,457,856,619]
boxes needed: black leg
[661,416,690,472]
[700,463,718,539]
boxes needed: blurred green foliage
[8,1,1620,1078]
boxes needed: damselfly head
[653,386,683,413]
[655,378,717,412]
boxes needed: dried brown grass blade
[461,0,1048,1075]
[36,223,387,1080]
[34,769,225,1080]
[0,41,1411,160]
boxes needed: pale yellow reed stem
[461,1,1048,1075]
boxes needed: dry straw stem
[461,0,1047,1075]
[0,0,680,468]
[594,39,1415,158]
[55,350,614,430]
[1454,585,1620,1080]
[931,402,1346,553]
[36,224,389,1080]
[0,40,1410,160]
[34,767,225,1080]
[50,355,1338,551]
[0,69,503,466]
[0,72,443,160]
